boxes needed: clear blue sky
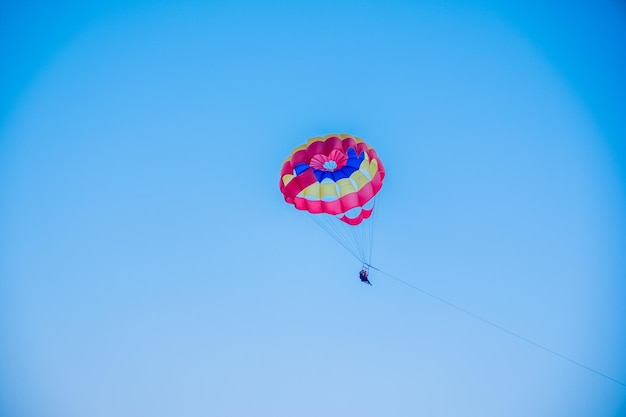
[1,1,626,416]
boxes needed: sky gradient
[1,1,626,416]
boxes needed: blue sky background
[1,1,626,416]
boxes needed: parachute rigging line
[309,201,377,265]
[366,264,626,388]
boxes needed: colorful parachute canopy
[279,134,385,225]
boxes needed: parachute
[279,134,386,265]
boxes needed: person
[359,268,372,285]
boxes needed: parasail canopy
[279,134,385,225]
[279,134,385,264]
